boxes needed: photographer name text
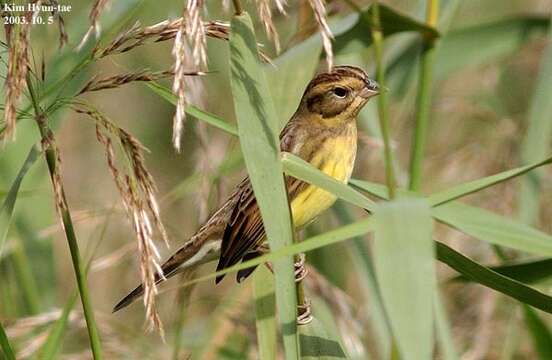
[2,3,71,13]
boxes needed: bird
[113,65,379,312]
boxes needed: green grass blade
[265,36,322,127]
[0,321,15,360]
[254,267,277,360]
[451,258,552,284]
[429,156,552,206]
[333,203,391,359]
[282,153,375,211]
[432,202,552,256]
[229,12,298,358]
[519,15,552,224]
[522,305,552,359]
[373,199,435,360]
[350,180,552,256]
[434,290,458,360]
[435,15,550,80]
[436,242,552,314]
[299,316,348,359]
[145,82,238,136]
[0,145,41,257]
[179,217,375,289]
[37,293,79,360]
[335,3,439,55]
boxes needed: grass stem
[232,0,243,15]
[370,1,397,199]
[408,0,440,191]
[26,76,103,359]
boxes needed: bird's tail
[112,237,222,312]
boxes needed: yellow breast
[290,133,357,228]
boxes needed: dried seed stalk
[94,19,230,58]
[256,0,281,53]
[78,0,110,49]
[171,20,188,152]
[2,12,31,140]
[185,0,207,68]
[74,106,168,335]
[308,0,334,70]
[77,69,205,95]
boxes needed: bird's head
[298,66,380,125]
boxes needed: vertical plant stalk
[519,14,552,224]
[408,0,439,191]
[370,1,397,199]
[232,0,243,15]
[26,77,103,360]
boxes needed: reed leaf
[229,12,298,358]
[436,242,552,314]
[145,82,238,136]
[519,15,552,224]
[254,266,277,360]
[0,145,41,257]
[0,322,15,360]
[373,199,435,360]
[430,155,552,207]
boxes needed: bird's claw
[294,253,308,283]
[297,299,313,325]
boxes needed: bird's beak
[359,78,380,99]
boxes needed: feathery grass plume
[256,0,282,53]
[46,0,69,48]
[308,0,333,70]
[93,19,268,61]
[73,105,168,335]
[185,0,207,68]
[77,69,205,95]
[38,119,66,216]
[171,0,207,152]
[2,11,31,141]
[78,0,110,50]
[171,18,188,152]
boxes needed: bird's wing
[215,174,305,283]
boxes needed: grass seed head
[308,0,334,70]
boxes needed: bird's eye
[332,87,348,98]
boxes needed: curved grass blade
[430,155,552,207]
[333,203,391,359]
[229,12,298,359]
[0,145,41,257]
[351,179,552,257]
[254,267,277,360]
[299,316,347,359]
[37,293,78,360]
[373,199,435,360]
[335,3,439,55]
[179,217,375,290]
[519,16,552,225]
[452,258,552,284]
[0,322,15,360]
[145,82,238,136]
[433,202,552,257]
[434,290,458,360]
[522,305,552,359]
[435,15,550,79]
[436,242,552,314]
[282,153,376,212]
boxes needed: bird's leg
[254,243,275,274]
[297,298,312,325]
[294,253,308,282]
[294,252,312,325]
